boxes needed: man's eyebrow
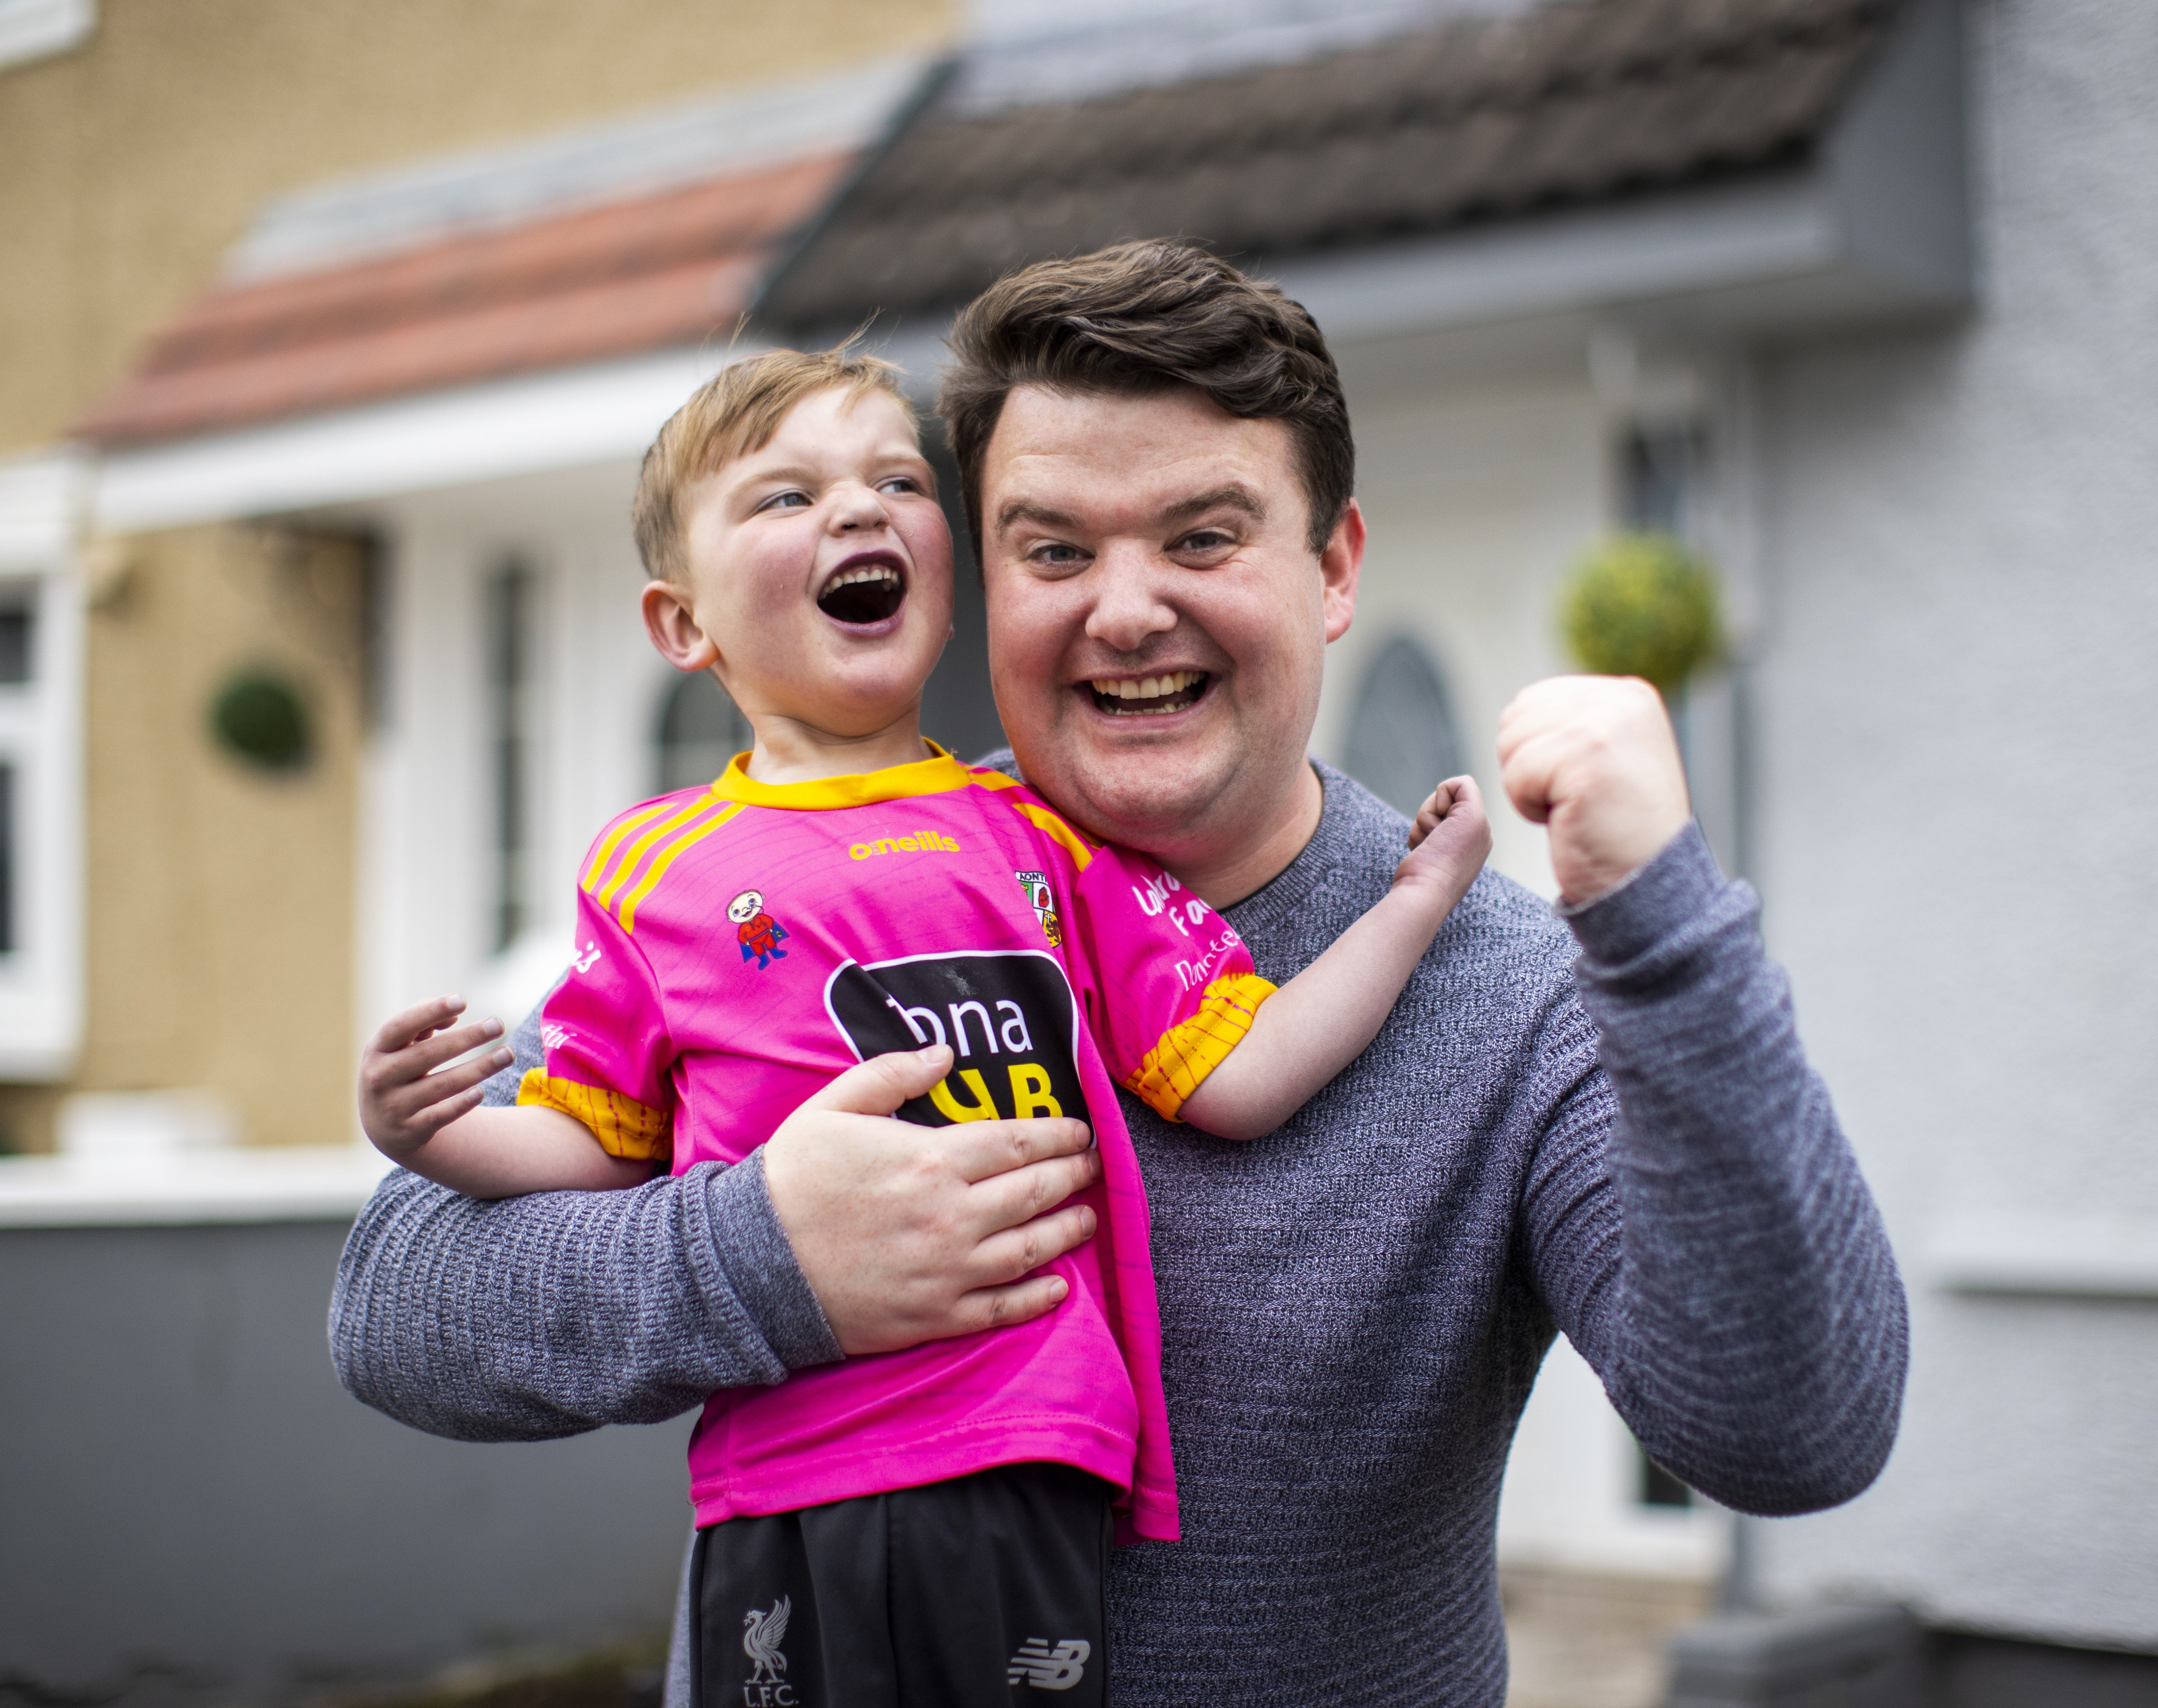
[995,499,1080,533]
[1163,485,1265,526]
[994,486,1266,535]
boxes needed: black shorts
[692,1461,1113,1708]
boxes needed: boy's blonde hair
[632,346,914,583]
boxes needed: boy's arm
[1180,777,1491,1140]
[359,994,654,1198]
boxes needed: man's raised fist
[1496,675,1693,906]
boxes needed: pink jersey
[522,744,1274,1541]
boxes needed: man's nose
[1083,545,1178,652]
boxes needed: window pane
[0,761,14,956]
[0,600,31,685]
[1346,636,1464,819]
[486,565,534,953]
[656,673,751,794]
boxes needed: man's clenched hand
[1497,675,1692,906]
[759,1045,1102,1355]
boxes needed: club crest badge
[1014,870,1062,948]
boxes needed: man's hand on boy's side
[1497,674,1694,906]
[759,1045,1102,1356]
[360,996,515,1159]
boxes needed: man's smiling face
[980,383,1361,889]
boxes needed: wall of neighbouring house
[0,0,956,457]
[1743,0,2158,1646]
[0,524,367,1152]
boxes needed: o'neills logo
[824,950,1092,1129]
[740,1596,794,1703]
[848,828,960,860]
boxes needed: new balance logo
[1007,1637,1090,1691]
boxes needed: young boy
[359,349,1488,1707]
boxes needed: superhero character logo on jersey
[824,951,1091,1130]
[1013,870,1063,948]
[727,889,789,969]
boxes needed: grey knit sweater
[331,764,1906,1705]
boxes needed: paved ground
[1502,1566,1716,1708]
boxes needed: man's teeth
[1089,670,1206,714]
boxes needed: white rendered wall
[1742,0,2158,1647]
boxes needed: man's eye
[1175,529,1235,553]
[1031,542,1086,567]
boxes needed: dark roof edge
[748,53,962,341]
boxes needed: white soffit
[92,344,750,534]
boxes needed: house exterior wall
[1744,0,2158,1646]
[0,524,367,1153]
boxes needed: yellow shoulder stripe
[587,795,725,910]
[968,769,1024,793]
[580,796,684,890]
[518,1069,672,1162]
[619,799,747,933]
[1121,972,1277,1123]
[1011,799,1097,872]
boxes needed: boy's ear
[641,578,719,673]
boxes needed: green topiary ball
[1559,532,1723,694]
[210,669,313,771]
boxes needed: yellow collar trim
[715,740,980,810]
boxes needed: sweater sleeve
[328,1001,842,1443]
[1521,824,1909,1517]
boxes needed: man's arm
[1524,825,1908,1513]
[1503,675,1907,1513]
[330,1011,1105,1439]
[330,1005,839,1439]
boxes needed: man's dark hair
[938,240,1353,559]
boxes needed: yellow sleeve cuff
[517,1069,673,1162]
[1120,972,1277,1123]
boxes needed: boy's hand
[360,996,515,1159]
[1397,775,1492,894]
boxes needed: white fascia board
[1268,175,1845,347]
[92,343,751,534]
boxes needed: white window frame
[0,0,93,71]
[0,453,86,1080]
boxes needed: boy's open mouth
[816,554,907,626]
[1085,670,1211,716]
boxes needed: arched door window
[655,672,751,794]
[1345,636,1464,818]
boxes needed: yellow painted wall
[0,0,957,453]
[0,526,367,1151]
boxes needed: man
[332,241,1906,1705]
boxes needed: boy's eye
[755,490,811,514]
[878,476,923,497]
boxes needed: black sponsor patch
[824,950,1092,1128]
